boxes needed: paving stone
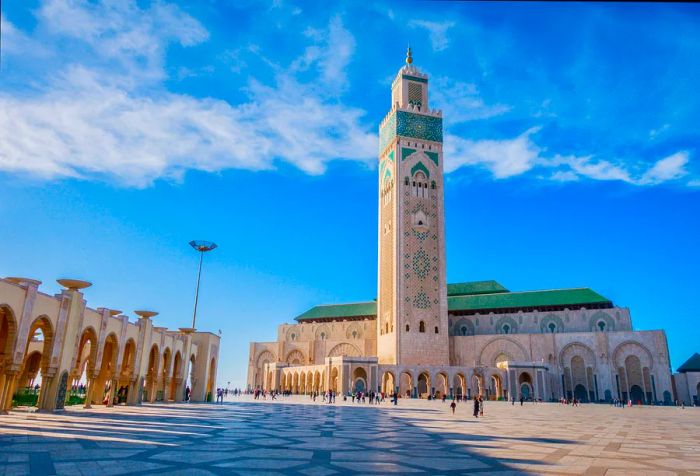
[0,397,698,475]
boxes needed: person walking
[520,395,524,406]
[450,400,457,414]
[473,396,480,418]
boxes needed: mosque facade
[0,277,220,412]
[247,51,679,405]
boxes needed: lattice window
[408,82,422,107]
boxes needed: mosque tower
[376,48,449,366]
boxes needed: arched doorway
[518,372,533,401]
[435,372,448,398]
[158,348,171,402]
[352,367,367,393]
[453,373,466,398]
[629,385,644,405]
[185,354,196,401]
[574,384,587,402]
[399,371,413,398]
[206,357,216,402]
[490,374,503,400]
[0,305,18,411]
[118,339,136,404]
[330,368,339,393]
[382,371,395,395]
[417,372,430,398]
[15,317,54,409]
[93,333,119,406]
[73,327,97,407]
[169,351,182,401]
[145,345,160,403]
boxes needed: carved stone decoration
[55,371,69,410]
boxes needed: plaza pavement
[0,396,699,475]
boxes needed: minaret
[377,48,448,366]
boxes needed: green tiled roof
[448,288,611,312]
[294,301,377,321]
[677,353,700,373]
[294,282,612,322]
[447,280,509,296]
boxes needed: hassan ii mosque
[248,49,698,405]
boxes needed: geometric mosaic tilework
[380,111,443,154]
[2,399,700,475]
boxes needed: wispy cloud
[409,19,455,52]
[445,128,541,177]
[431,78,510,123]
[0,4,374,187]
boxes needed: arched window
[291,333,296,341]
[352,330,358,339]
[548,323,557,333]
[434,326,439,334]
[405,324,410,332]
[320,332,326,340]
[597,321,606,332]
[460,325,467,336]
[419,321,425,333]
[404,177,409,186]
[502,324,510,335]
[385,323,389,334]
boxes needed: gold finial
[406,45,413,64]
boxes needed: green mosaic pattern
[425,151,439,167]
[401,147,416,160]
[379,111,443,154]
[411,161,430,178]
[413,291,431,309]
[397,111,443,143]
[412,249,430,279]
[379,112,397,153]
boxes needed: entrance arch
[574,384,587,402]
[330,367,339,393]
[417,371,430,398]
[17,317,54,409]
[169,351,182,401]
[382,371,395,395]
[399,371,413,397]
[352,367,367,393]
[630,385,644,404]
[145,345,160,403]
[206,357,216,401]
[94,333,119,406]
[453,373,466,398]
[518,372,533,401]
[434,372,449,398]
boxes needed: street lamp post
[189,240,218,330]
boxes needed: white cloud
[552,155,633,183]
[36,0,209,82]
[0,3,375,187]
[294,17,356,91]
[444,128,541,178]
[431,78,510,123]
[409,20,455,52]
[639,151,689,185]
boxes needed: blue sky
[1,1,699,387]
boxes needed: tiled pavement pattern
[1,397,699,475]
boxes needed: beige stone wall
[377,144,397,364]
[448,307,632,337]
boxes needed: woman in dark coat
[473,396,480,418]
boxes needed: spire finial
[406,44,413,64]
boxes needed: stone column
[1,373,18,413]
[83,377,94,409]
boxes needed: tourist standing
[473,396,479,418]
